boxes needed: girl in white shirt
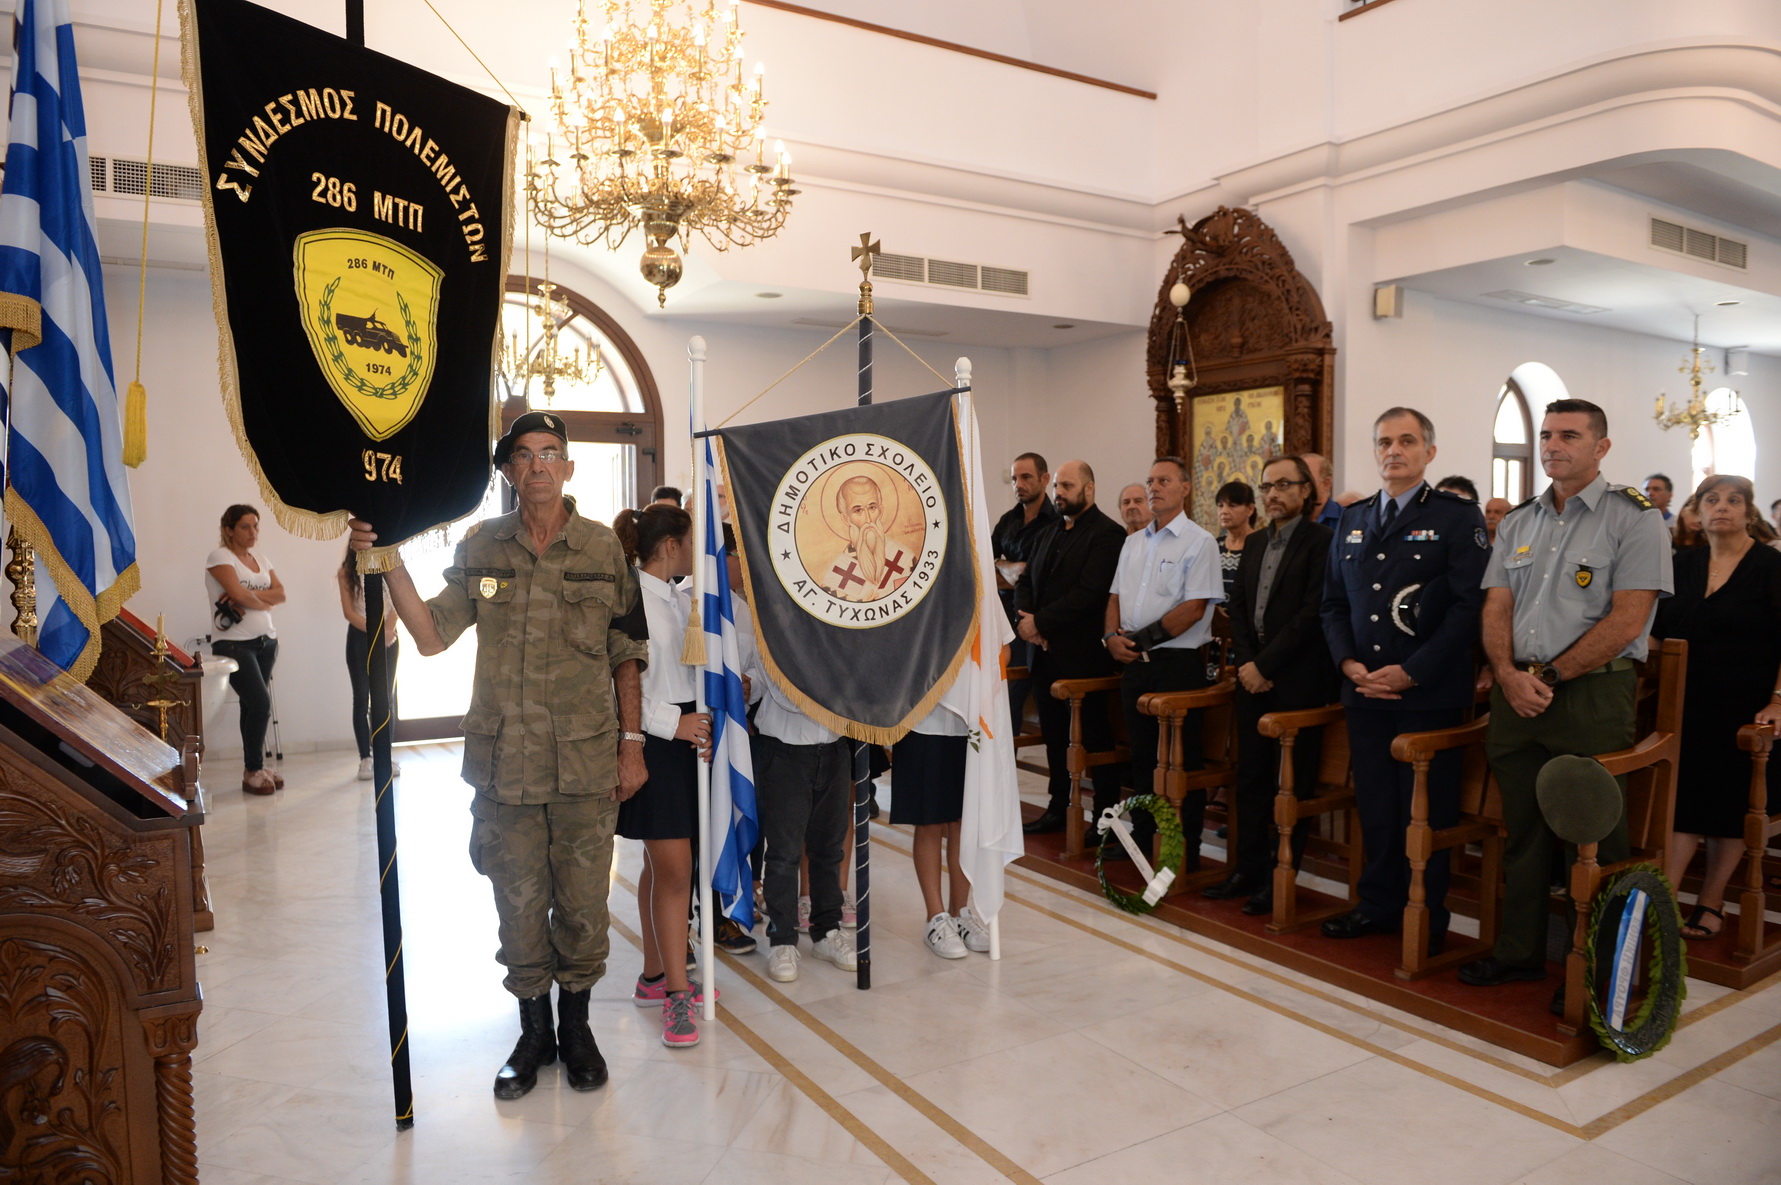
[612,505,711,1049]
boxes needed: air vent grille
[865,249,1029,299]
[1651,216,1747,269]
[89,155,204,201]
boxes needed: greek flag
[701,435,758,928]
[0,0,138,679]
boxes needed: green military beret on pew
[1535,754,1623,846]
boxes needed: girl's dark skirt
[889,731,967,826]
[617,702,699,841]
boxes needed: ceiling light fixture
[1654,314,1729,441]
[1523,257,1556,266]
[528,0,798,308]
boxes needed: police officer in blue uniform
[1319,407,1490,949]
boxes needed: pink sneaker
[633,975,716,1007]
[662,990,700,1048]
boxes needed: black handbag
[213,594,243,632]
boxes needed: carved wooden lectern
[0,635,203,1184]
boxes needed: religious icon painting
[1187,386,1286,533]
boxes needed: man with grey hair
[1319,407,1489,952]
[1303,452,1341,529]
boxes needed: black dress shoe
[1202,872,1260,901]
[1023,809,1067,835]
[1457,955,1546,987]
[1320,909,1397,940]
[1241,888,1274,916]
[555,987,608,1091]
[493,994,557,1099]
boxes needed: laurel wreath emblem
[317,275,424,401]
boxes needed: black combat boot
[492,994,556,1099]
[555,986,608,1091]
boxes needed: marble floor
[191,744,1781,1185]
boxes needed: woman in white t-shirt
[205,504,285,795]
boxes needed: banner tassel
[122,379,147,467]
[680,600,707,666]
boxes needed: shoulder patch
[1614,485,1655,511]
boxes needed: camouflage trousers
[468,794,619,998]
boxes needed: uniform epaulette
[1429,486,1468,502]
[1505,494,1539,516]
[1612,485,1656,511]
[463,521,484,539]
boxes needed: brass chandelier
[499,232,604,406]
[529,0,798,308]
[1653,315,1730,441]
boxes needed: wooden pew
[1391,716,1502,978]
[1048,673,1129,859]
[1139,674,1239,894]
[1731,724,1781,978]
[1258,704,1360,933]
[1558,637,1685,1036]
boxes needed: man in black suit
[1013,460,1128,834]
[1203,455,1340,914]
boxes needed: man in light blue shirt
[1105,457,1224,862]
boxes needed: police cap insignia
[1616,486,1655,511]
[493,410,571,465]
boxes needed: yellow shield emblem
[479,576,497,599]
[294,229,441,442]
[1575,569,1593,588]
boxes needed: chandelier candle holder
[1164,280,1197,415]
[499,256,604,405]
[529,0,798,307]
[1653,315,1728,441]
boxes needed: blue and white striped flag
[700,435,758,929]
[0,0,138,680]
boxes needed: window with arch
[1493,363,1569,502]
[1690,387,1756,493]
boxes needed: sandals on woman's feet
[1682,903,1725,940]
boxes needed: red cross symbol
[877,550,908,590]
[831,562,868,593]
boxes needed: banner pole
[343,2,413,1132]
[852,236,877,992]
[689,335,716,1020]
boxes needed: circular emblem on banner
[769,434,948,628]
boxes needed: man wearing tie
[1319,408,1489,950]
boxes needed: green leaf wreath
[1584,863,1687,1062]
[1095,794,1185,916]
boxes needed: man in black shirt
[1013,460,1126,834]
[994,452,1058,729]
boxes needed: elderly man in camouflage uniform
[350,410,648,1099]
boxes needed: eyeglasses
[509,448,567,467]
[1255,479,1308,494]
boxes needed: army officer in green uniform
[1460,398,1671,990]
[349,410,649,1098]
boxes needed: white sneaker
[767,944,800,982]
[841,890,857,930]
[797,895,811,933]
[356,757,373,781]
[954,906,992,954]
[812,928,858,972]
[925,913,968,959]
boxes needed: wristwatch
[619,731,647,745]
[1527,663,1561,687]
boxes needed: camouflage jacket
[427,499,648,804]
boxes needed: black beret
[493,410,569,465]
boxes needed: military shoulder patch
[1475,527,1489,550]
[1615,485,1656,511]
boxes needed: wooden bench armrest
[1139,678,1235,717]
[1390,715,1490,762]
[1050,674,1124,701]
[1737,723,1776,755]
[1593,732,1675,778]
[1006,665,1030,684]
[1257,703,1344,738]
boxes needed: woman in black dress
[1215,479,1257,602]
[1653,474,1781,939]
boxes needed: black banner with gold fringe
[182,0,515,563]
[717,390,978,744]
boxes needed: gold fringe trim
[3,488,141,682]
[680,599,707,666]
[0,293,42,355]
[121,379,147,468]
[715,420,980,748]
[179,0,524,550]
